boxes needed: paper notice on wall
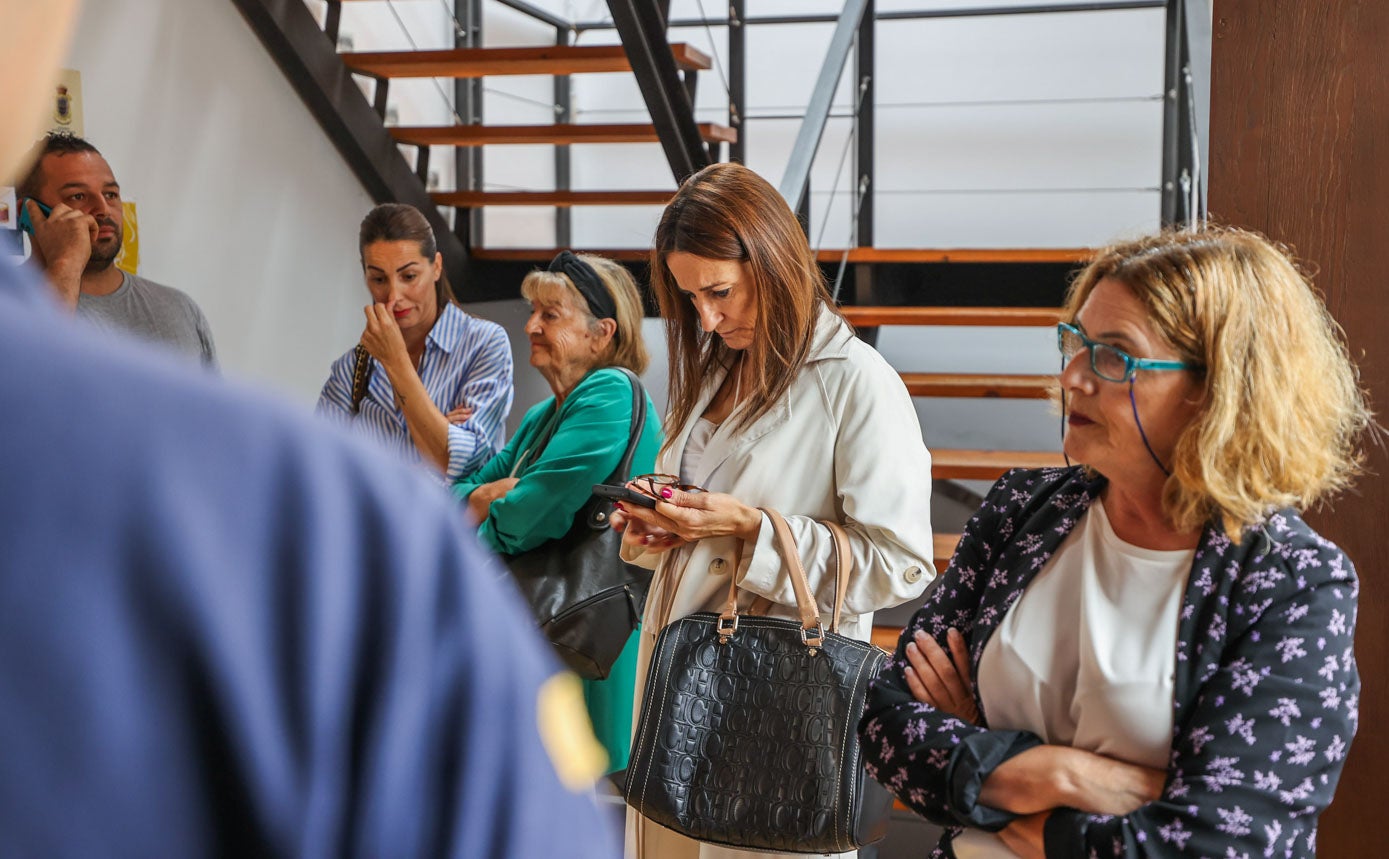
[0,186,21,263]
[115,200,139,275]
[49,69,84,137]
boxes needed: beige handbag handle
[717,509,854,648]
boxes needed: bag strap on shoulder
[525,367,647,481]
[605,367,647,484]
[349,345,372,414]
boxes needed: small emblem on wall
[49,70,84,136]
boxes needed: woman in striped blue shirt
[318,204,513,481]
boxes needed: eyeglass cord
[1058,369,1173,477]
[1129,378,1173,477]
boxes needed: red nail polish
[660,488,673,498]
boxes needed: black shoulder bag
[623,509,893,852]
[501,368,653,680]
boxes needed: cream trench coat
[624,307,935,859]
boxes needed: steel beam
[1182,0,1211,218]
[728,0,746,164]
[1161,0,1194,225]
[455,0,483,251]
[323,0,342,45]
[605,0,712,182]
[493,0,571,30]
[576,0,1164,31]
[554,24,572,248]
[856,0,875,247]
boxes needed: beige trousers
[625,809,857,859]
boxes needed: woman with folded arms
[860,227,1370,858]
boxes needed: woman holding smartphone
[318,203,513,481]
[611,163,936,859]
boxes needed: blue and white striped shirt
[317,303,513,481]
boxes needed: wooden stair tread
[390,122,737,146]
[933,448,1066,480]
[466,248,1086,264]
[843,306,1061,328]
[432,190,674,207]
[830,248,1092,264]
[899,372,1052,399]
[341,44,711,78]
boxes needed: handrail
[777,0,870,213]
[491,0,570,30]
[575,1,1165,31]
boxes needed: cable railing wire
[814,75,869,254]
[814,76,871,303]
[383,0,467,125]
[689,0,737,124]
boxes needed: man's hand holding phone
[22,198,96,307]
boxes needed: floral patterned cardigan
[859,467,1359,858]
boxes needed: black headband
[548,251,617,324]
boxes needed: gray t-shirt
[77,271,217,366]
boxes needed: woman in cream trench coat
[611,163,936,859]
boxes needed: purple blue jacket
[859,466,1359,858]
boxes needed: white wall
[62,0,376,404]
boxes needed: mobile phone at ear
[592,483,658,509]
[16,199,52,236]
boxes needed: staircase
[233,1,1195,854]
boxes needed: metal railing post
[455,0,483,249]
[855,0,875,248]
[729,0,746,165]
[555,23,573,248]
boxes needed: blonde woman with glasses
[861,227,1372,859]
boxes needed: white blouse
[953,497,1193,859]
[678,417,719,486]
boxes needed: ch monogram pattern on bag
[628,612,885,853]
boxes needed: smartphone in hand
[16,199,52,236]
[592,483,658,509]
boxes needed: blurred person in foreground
[860,228,1371,858]
[0,3,617,856]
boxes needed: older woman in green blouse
[452,251,659,772]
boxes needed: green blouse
[451,367,662,556]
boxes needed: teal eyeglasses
[1056,322,1197,383]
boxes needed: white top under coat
[954,497,1192,859]
[679,418,719,486]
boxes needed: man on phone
[18,132,216,366]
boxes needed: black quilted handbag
[501,368,652,680]
[623,510,893,853]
